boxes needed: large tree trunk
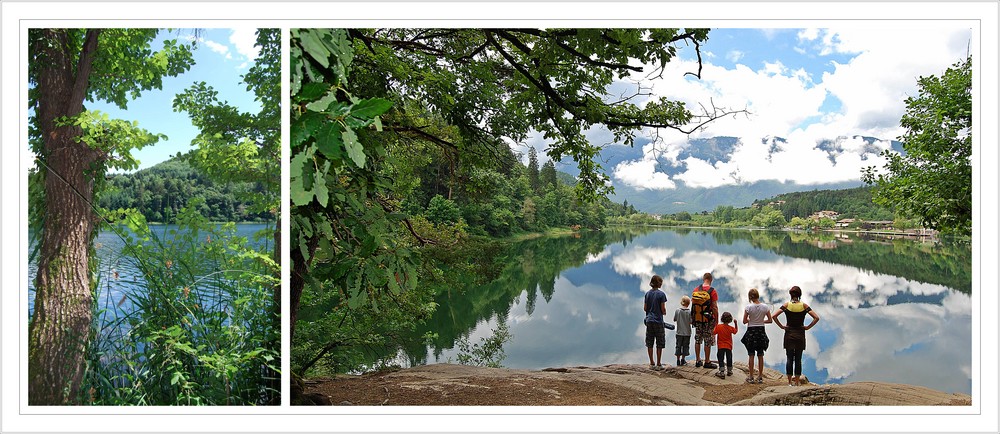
[28,29,102,405]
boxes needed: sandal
[756,376,764,384]
[745,376,755,384]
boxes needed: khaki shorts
[694,322,715,346]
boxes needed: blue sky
[525,26,974,190]
[87,28,263,171]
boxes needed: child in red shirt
[713,312,738,378]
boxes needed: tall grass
[81,200,279,405]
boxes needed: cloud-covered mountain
[554,135,902,214]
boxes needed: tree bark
[28,29,102,405]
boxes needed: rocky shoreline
[297,363,971,406]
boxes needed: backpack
[691,284,715,323]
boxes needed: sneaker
[745,376,755,384]
[756,376,764,384]
[654,365,664,371]
[714,371,726,378]
[703,362,717,369]
[727,370,733,376]
[695,361,703,368]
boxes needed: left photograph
[27,28,280,405]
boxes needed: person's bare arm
[742,310,750,325]
[772,305,786,329]
[804,305,820,330]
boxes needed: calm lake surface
[405,227,972,394]
[28,223,274,321]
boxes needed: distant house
[767,200,786,207]
[862,220,894,230]
[809,210,840,221]
[836,218,856,228]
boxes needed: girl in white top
[741,288,773,384]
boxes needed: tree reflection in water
[398,228,971,394]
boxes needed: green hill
[752,186,895,221]
[99,155,271,223]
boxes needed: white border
[2,1,997,433]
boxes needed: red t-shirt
[713,323,737,350]
[693,284,719,303]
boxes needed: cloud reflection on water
[512,232,968,393]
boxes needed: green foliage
[172,30,280,219]
[539,160,558,190]
[289,29,426,378]
[455,320,512,368]
[751,207,787,228]
[863,56,972,236]
[343,28,737,202]
[426,195,462,225]
[527,148,541,192]
[752,186,894,221]
[84,205,279,405]
[98,157,270,223]
[788,216,810,229]
[28,29,196,111]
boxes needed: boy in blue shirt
[644,275,668,370]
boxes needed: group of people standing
[643,273,820,386]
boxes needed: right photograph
[289,27,973,406]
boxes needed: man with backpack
[691,272,720,369]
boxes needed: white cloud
[585,248,611,264]
[229,28,261,69]
[610,246,675,280]
[797,28,820,41]
[726,50,744,63]
[603,26,972,190]
[203,39,232,59]
[612,158,676,190]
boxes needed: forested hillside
[395,145,631,238]
[752,186,894,221]
[98,155,272,223]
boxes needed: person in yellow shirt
[772,286,820,386]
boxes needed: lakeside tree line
[402,145,632,239]
[610,185,933,231]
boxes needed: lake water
[406,227,972,394]
[28,223,274,322]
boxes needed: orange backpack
[691,284,715,323]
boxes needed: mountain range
[553,135,903,214]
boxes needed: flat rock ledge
[299,363,971,406]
